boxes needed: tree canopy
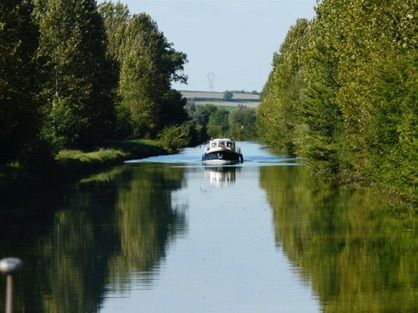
[99,4,189,139]
[35,0,117,149]
[0,0,189,168]
[0,0,42,163]
[258,0,418,195]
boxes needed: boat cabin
[209,138,236,150]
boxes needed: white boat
[201,138,244,164]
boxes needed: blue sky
[110,0,317,92]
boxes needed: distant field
[193,101,259,108]
[181,91,260,108]
[181,91,260,100]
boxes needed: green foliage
[0,0,42,164]
[157,124,189,153]
[260,0,418,196]
[160,89,189,127]
[98,1,130,59]
[42,102,80,150]
[56,148,126,167]
[0,0,194,189]
[223,90,234,101]
[185,102,257,142]
[189,103,217,126]
[258,19,312,156]
[371,53,418,194]
[101,8,188,138]
[228,105,257,140]
[35,0,117,149]
[206,108,230,138]
[54,139,170,177]
[185,103,216,142]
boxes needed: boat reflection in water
[203,166,241,187]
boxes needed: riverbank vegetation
[1,0,188,171]
[257,0,418,198]
[0,0,257,188]
[0,140,169,197]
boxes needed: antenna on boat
[207,73,215,91]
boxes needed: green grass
[105,139,168,157]
[0,139,172,198]
[56,148,126,167]
[55,139,169,175]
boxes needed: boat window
[211,143,216,147]
[227,142,231,147]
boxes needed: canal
[1,142,418,312]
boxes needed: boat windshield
[210,140,234,148]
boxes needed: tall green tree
[298,9,343,175]
[258,18,311,156]
[35,0,117,149]
[261,0,418,195]
[98,1,130,60]
[0,0,41,164]
[98,1,130,138]
[101,8,188,139]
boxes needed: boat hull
[202,150,243,164]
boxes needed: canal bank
[0,140,173,201]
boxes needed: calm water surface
[1,142,418,313]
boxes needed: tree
[105,11,188,138]
[223,90,233,101]
[228,105,257,140]
[35,0,117,149]
[261,0,418,195]
[258,19,312,156]
[160,89,188,127]
[98,1,130,60]
[194,104,218,126]
[184,103,217,142]
[0,0,42,164]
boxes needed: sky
[109,0,317,92]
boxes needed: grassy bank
[54,139,169,177]
[0,140,171,197]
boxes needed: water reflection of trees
[0,163,186,313]
[109,164,187,288]
[260,165,418,313]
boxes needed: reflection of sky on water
[101,143,319,313]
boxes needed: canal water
[1,142,418,312]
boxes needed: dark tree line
[0,0,189,167]
[257,0,418,196]
[0,0,42,165]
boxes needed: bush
[157,125,189,153]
